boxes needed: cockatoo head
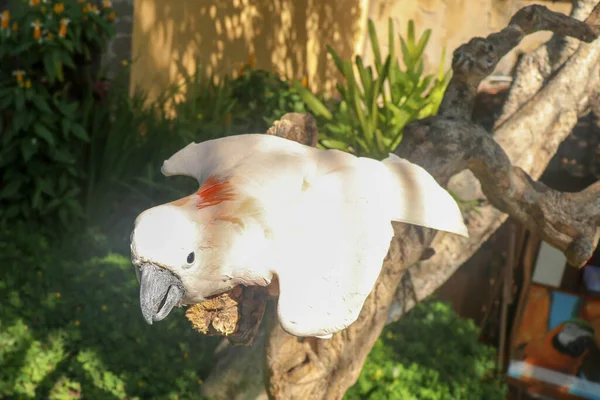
[130,194,245,325]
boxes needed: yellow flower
[56,292,61,298]
[24,80,31,88]
[74,320,80,326]
[77,0,84,3]
[91,4,99,14]
[29,0,40,6]
[101,305,107,311]
[12,70,25,85]
[12,22,18,31]
[53,2,64,14]
[31,19,42,40]
[108,11,115,22]
[24,325,29,330]
[103,0,111,8]
[40,5,46,12]
[121,59,129,66]
[301,76,309,88]
[58,18,69,38]
[197,379,204,385]
[1,10,10,29]
[82,3,90,13]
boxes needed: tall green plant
[0,0,116,228]
[297,19,450,159]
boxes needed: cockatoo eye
[186,251,195,265]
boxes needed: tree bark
[200,3,600,399]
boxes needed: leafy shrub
[170,59,308,143]
[0,222,219,399]
[345,299,507,400]
[0,0,116,227]
[298,19,450,159]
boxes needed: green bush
[169,60,307,142]
[0,0,116,227]
[345,299,507,400]
[0,222,219,400]
[298,19,450,159]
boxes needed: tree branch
[439,3,600,119]
[197,4,600,399]
[496,0,600,126]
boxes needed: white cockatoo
[130,134,468,339]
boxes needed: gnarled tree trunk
[199,2,600,399]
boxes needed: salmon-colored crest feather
[196,176,235,209]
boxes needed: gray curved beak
[139,263,185,325]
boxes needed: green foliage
[0,0,116,227]
[0,222,219,399]
[297,19,451,159]
[170,61,307,141]
[345,299,507,400]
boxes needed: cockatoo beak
[139,263,185,325]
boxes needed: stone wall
[103,0,135,79]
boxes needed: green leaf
[320,139,350,151]
[32,95,52,114]
[61,118,72,138]
[20,140,37,162]
[414,29,432,61]
[368,19,382,73]
[355,56,373,104]
[0,93,13,109]
[44,52,56,84]
[15,90,25,111]
[294,82,332,120]
[12,111,26,133]
[34,123,55,146]
[327,45,346,76]
[61,51,76,69]
[0,179,22,199]
[70,123,90,142]
[61,39,74,52]
[38,179,56,197]
[53,51,64,82]
[51,147,75,164]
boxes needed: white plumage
[131,134,468,338]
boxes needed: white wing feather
[160,134,468,337]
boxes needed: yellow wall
[130,0,369,101]
[130,0,571,104]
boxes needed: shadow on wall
[130,0,366,102]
